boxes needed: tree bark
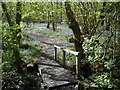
[16,2,22,46]
[100,2,106,25]
[60,2,62,23]
[65,3,86,89]
[65,2,85,59]
[51,2,56,31]
[2,2,23,73]
[47,4,50,28]
[2,2,14,26]
[52,22,55,31]
[47,11,50,28]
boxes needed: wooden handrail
[63,49,79,56]
[54,45,79,55]
[54,45,81,80]
[54,45,62,49]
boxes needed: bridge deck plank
[38,59,77,89]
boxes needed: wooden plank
[54,45,81,80]
[40,69,77,89]
[38,59,77,90]
[54,47,57,61]
[54,45,79,55]
[63,50,66,66]
[49,81,77,90]
[63,49,79,55]
[54,45,61,49]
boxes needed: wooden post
[76,53,81,80]
[54,47,57,61]
[54,45,82,89]
[63,50,66,66]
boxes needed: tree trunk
[100,2,106,25]
[65,2,85,83]
[51,2,56,31]
[47,11,50,28]
[47,21,50,28]
[65,3,86,89]
[2,2,14,26]
[60,2,62,23]
[65,2,85,59]
[16,2,22,46]
[2,2,23,73]
[52,22,55,31]
[47,3,50,28]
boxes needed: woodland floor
[23,23,78,90]
[23,23,75,66]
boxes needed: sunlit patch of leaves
[82,73,120,89]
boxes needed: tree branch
[2,2,14,26]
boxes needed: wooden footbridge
[38,45,81,90]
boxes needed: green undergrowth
[82,73,120,89]
[21,33,42,63]
[58,46,76,62]
[2,29,42,89]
